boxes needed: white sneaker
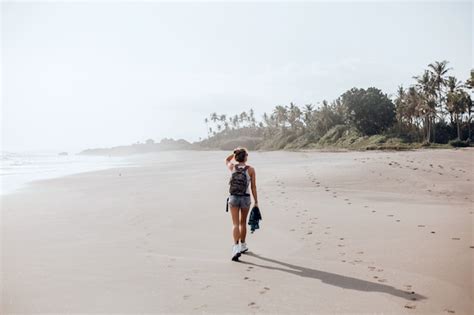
[240,242,249,253]
[231,244,241,261]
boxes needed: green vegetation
[199,60,473,150]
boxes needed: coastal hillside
[80,138,193,156]
[197,61,473,151]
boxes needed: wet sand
[1,149,473,314]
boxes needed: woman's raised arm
[225,152,234,171]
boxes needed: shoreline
[0,153,136,196]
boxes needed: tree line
[204,60,473,147]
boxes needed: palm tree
[273,105,288,132]
[303,104,314,128]
[239,111,248,126]
[262,112,269,126]
[414,70,436,142]
[446,76,463,124]
[466,70,474,140]
[232,114,239,129]
[428,60,451,142]
[394,85,407,135]
[204,117,209,137]
[429,60,450,90]
[210,112,218,123]
[447,89,470,140]
[287,103,302,132]
[466,70,474,89]
[249,108,256,127]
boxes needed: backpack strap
[234,164,248,172]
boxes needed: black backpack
[229,165,249,195]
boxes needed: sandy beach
[1,149,473,314]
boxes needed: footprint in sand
[259,287,270,294]
[248,302,259,309]
[183,295,191,300]
[444,309,455,314]
[451,237,461,241]
[404,303,416,309]
[418,225,425,228]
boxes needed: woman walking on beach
[225,148,258,261]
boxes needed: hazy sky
[1,1,472,152]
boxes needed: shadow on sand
[238,252,427,301]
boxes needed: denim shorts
[228,195,251,209]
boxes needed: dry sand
[1,149,473,314]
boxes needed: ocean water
[0,151,133,195]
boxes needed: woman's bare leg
[230,206,240,244]
[239,207,250,243]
